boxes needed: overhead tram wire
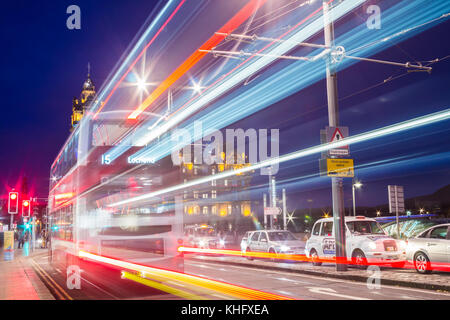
[206,11,450,132]
[262,53,450,131]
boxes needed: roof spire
[87,62,91,78]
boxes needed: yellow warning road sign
[327,159,354,177]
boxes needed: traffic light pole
[324,1,347,271]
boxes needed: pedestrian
[18,230,24,249]
[24,230,30,245]
[41,230,47,248]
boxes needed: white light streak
[108,108,450,207]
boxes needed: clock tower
[71,63,96,131]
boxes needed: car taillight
[177,238,183,245]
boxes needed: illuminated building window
[224,180,228,186]
[212,206,217,215]
[203,206,209,215]
[202,193,208,199]
[241,204,251,216]
[194,167,198,175]
[212,190,217,199]
[220,206,227,217]
[194,191,199,199]
[194,206,200,215]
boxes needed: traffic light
[8,192,19,214]
[22,199,31,217]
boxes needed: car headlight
[198,240,205,247]
[368,242,377,250]
[280,245,290,252]
[219,239,225,246]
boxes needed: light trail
[127,0,270,120]
[121,271,208,300]
[109,108,450,207]
[130,0,448,164]
[50,0,186,170]
[78,250,292,300]
[92,0,187,119]
[129,0,342,148]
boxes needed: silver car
[406,223,450,274]
[241,230,305,261]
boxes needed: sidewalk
[188,254,450,292]
[0,248,55,300]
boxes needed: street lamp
[352,180,362,216]
[376,210,381,216]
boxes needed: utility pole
[395,185,400,239]
[271,176,277,229]
[324,0,347,271]
[352,183,356,216]
[263,193,267,229]
[282,188,287,231]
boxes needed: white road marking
[276,277,312,285]
[276,290,293,296]
[307,287,370,300]
[81,276,120,300]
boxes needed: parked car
[406,223,450,274]
[184,224,221,249]
[241,230,305,261]
[305,216,406,269]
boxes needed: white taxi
[305,216,406,269]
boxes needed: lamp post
[352,180,362,216]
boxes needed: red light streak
[178,246,450,272]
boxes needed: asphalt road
[183,258,450,300]
[30,251,450,300]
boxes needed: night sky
[1,0,449,209]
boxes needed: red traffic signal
[8,192,19,214]
[22,199,31,217]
